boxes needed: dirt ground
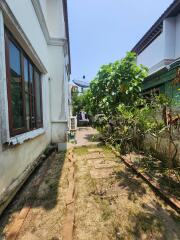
[0,151,68,240]
[0,128,179,240]
[73,146,180,240]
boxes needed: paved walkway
[0,128,179,240]
[75,127,100,146]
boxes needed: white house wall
[175,13,180,58]
[0,0,70,215]
[48,45,68,143]
[46,0,65,38]
[137,13,180,72]
[6,0,49,70]
[163,17,176,59]
[137,33,164,69]
[0,134,50,213]
[39,0,47,21]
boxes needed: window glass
[24,57,29,92]
[34,70,42,126]
[9,41,21,75]
[24,57,31,130]
[9,41,24,129]
[29,64,36,128]
[25,94,30,130]
[6,31,43,136]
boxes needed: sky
[68,0,173,83]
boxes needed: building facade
[132,0,180,103]
[0,0,70,214]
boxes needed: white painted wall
[48,45,68,143]
[175,13,180,58]
[46,0,65,38]
[0,0,70,214]
[6,0,49,69]
[39,0,47,20]
[137,14,180,72]
[163,17,176,59]
[137,33,164,69]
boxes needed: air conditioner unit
[70,116,77,131]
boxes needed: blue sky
[68,0,173,83]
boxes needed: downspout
[48,76,53,143]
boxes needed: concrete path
[75,127,100,146]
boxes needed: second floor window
[5,30,43,137]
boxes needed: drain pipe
[48,76,53,144]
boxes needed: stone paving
[75,127,100,146]
[0,128,179,240]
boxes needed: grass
[0,151,68,239]
[73,145,180,240]
[131,154,180,200]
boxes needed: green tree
[88,52,147,115]
[72,89,93,116]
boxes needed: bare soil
[0,144,179,240]
[123,152,180,201]
[73,146,180,240]
[0,151,68,240]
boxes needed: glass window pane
[9,40,24,129]
[9,41,21,75]
[29,64,34,93]
[24,57,29,92]
[34,70,42,125]
[23,57,31,130]
[25,93,30,130]
[29,64,36,129]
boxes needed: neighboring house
[0,0,71,214]
[132,0,180,103]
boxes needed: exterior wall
[48,45,68,143]
[39,0,47,20]
[175,13,180,58]
[6,0,48,69]
[0,0,70,215]
[163,17,176,59]
[137,33,164,70]
[144,135,180,166]
[137,14,180,73]
[143,65,180,103]
[46,0,65,38]
[0,134,50,214]
[136,11,180,167]
[140,13,180,103]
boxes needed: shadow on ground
[116,167,146,201]
[132,156,180,200]
[127,201,180,240]
[115,167,180,239]
[83,133,101,142]
[0,150,66,237]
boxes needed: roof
[132,0,180,55]
[62,0,71,73]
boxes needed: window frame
[33,68,43,129]
[5,29,43,137]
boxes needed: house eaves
[31,0,67,47]
[62,0,71,74]
[132,0,180,55]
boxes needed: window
[5,30,43,137]
[142,87,160,101]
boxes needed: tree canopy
[88,52,148,115]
